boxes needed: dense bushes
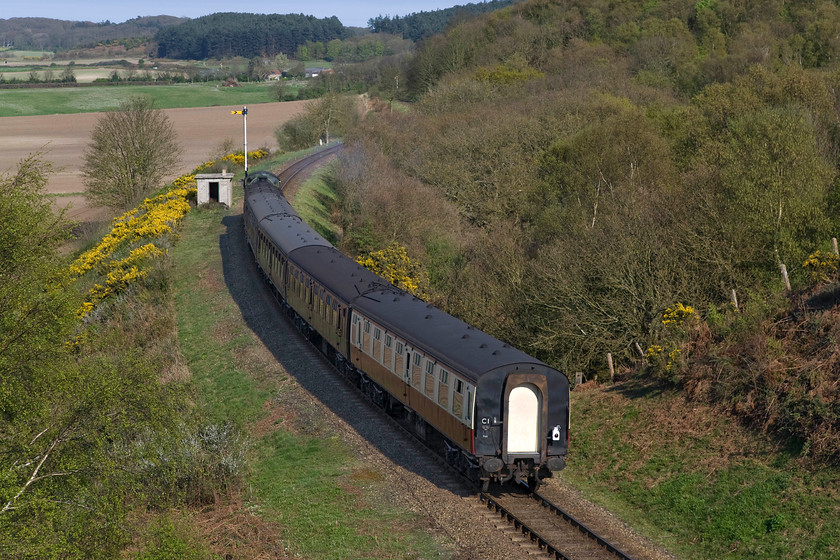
[275,93,360,150]
[0,155,252,556]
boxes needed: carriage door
[403,348,412,384]
[353,314,362,348]
[506,383,541,454]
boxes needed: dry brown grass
[674,283,840,464]
[194,492,292,559]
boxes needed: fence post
[575,371,583,387]
[730,288,738,310]
[780,263,791,291]
[833,237,839,257]
[634,342,645,359]
[607,352,615,382]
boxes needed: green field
[0,49,52,59]
[0,82,279,116]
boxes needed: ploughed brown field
[0,101,307,222]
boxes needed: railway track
[273,142,343,196]
[239,149,645,560]
[479,487,635,559]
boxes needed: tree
[61,62,75,83]
[82,97,182,211]
[0,154,75,406]
[688,104,835,283]
[0,154,196,558]
[275,93,359,150]
[0,155,120,556]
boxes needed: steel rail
[532,490,636,560]
[275,143,343,193]
[479,489,636,560]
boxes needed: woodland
[368,0,520,40]
[0,16,185,51]
[321,0,840,464]
[153,13,349,60]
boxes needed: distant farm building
[305,68,334,78]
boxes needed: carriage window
[439,369,449,384]
[326,295,331,306]
[364,321,370,333]
[426,361,434,374]
[374,328,381,340]
[413,353,422,366]
[396,342,404,355]
[455,379,463,394]
[385,335,392,348]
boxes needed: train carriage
[349,289,569,485]
[243,170,569,488]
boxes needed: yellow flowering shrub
[69,180,195,277]
[644,303,699,381]
[70,176,194,319]
[76,243,165,318]
[193,149,269,172]
[803,250,839,283]
[646,345,663,360]
[662,303,697,327]
[356,243,430,298]
[666,348,681,373]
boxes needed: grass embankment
[293,163,342,245]
[0,82,278,117]
[169,154,445,559]
[562,380,840,559]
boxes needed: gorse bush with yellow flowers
[69,176,196,319]
[194,148,270,172]
[645,302,699,381]
[803,250,839,283]
[356,242,431,299]
[661,302,698,327]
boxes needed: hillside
[368,0,521,40]
[0,16,185,51]
[320,0,840,555]
[154,13,348,60]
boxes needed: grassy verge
[0,82,277,117]
[291,162,341,244]
[563,381,840,559]
[170,156,446,559]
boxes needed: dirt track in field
[0,101,307,222]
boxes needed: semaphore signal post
[231,106,248,176]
